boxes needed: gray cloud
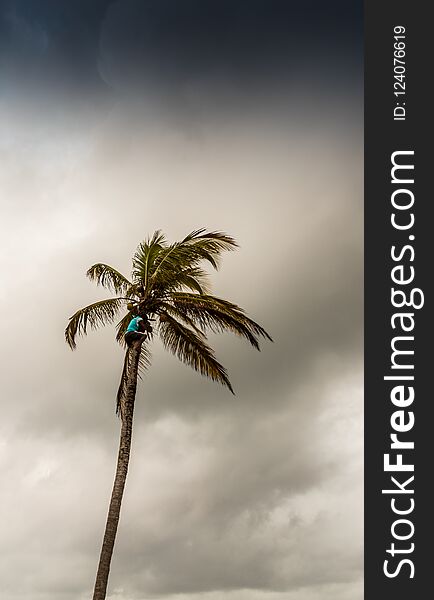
[0,77,362,600]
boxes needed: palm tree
[65,229,271,600]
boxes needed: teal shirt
[127,316,143,333]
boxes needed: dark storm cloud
[1,0,362,98]
[99,0,362,84]
[0,0,110,92]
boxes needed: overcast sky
[0,2,363,599]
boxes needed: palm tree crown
[65,229,272,407]
[66,229,272,600]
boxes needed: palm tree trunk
[92,342,141,600]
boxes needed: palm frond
[180,229,238,266]
[159,302,206,337]
[153,265,210,295]
[65,297,128,349]
[115,311,135,347]
[86,263,132,295]
[138,341,152,375]
[151,230,237,285]
[132,230,166,290]
[158,311,234,393]
[166,293,272,349]
[173,272,207,294]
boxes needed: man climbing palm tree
[65,229,271,600]
[124,314,152,346]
